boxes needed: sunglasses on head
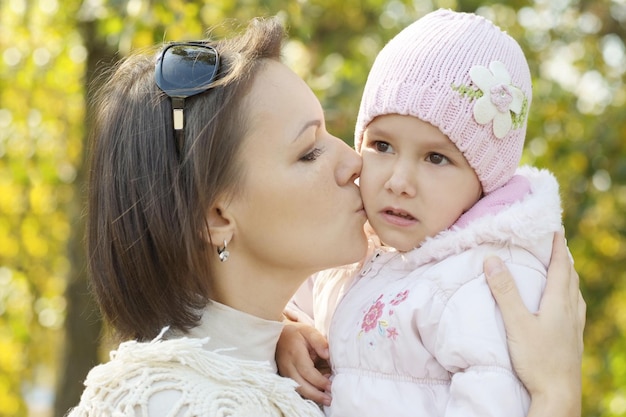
[154,42,220,156]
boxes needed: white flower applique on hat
[452,61,528,139]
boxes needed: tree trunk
[53,15,115,417]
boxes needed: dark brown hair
[87,17,285,341]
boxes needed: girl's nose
[384,162,416,197]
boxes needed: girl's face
[224,60,368,277]
[359,114,482,252]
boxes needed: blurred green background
[0,0,624,416]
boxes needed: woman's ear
[203,200,235,248]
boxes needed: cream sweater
[67,301,323,417]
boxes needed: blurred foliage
[0,0,624,416]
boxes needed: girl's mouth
[384,209,415,220]
[380,208,417,226]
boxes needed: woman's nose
[336,139,362,185]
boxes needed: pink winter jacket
[288,166,563,417]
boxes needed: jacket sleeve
[431,261,546,417]
[285,264,364,335]
[284,275,316,326]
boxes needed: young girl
[281,9,580,417]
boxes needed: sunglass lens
[159,45,218,95]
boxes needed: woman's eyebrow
[292,119,321,142]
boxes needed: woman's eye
[374,141,392,153]
[426,153,450,165]
[300,147,324,162]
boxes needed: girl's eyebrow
[364,124,390,137]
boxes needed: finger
[541,231,582,321]
[578,291,587,328]
[293,371,332,406]
[578,291,587,352]
[283,308,300,322]
[569,264,581,311]
[570,262,580,297]
[300,325,330,360]
[300,359,332,391]
[283,353,330,394]
[279,350,331,405]
[560,226,581,306]
[543,231,572,302]
[484,255,529,326]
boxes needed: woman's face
[224,60,368,276]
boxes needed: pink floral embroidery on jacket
[361,295,385,332]
[386,327,399,340]
[390,290,409,305]
[359,290,410,342]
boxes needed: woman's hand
[276,320,332,406]
[484,230,585,417]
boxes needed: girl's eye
[374,141,393,153]
[426,153,450,165]
[300,147,324,162]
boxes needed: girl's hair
[87,17,285,341]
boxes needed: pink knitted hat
[354,9,532,193]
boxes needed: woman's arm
[484,230,585,417]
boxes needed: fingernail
[484,256,504,277]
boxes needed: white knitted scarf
[67,330,324,417]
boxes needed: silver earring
[217,239,229,262]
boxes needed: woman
[68,17,584,417]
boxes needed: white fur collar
[404,166,562,266]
